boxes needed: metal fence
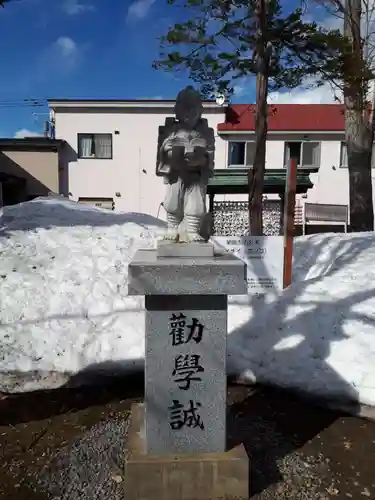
[302,202,348,234]
[212,199,348,236]
[212,200,282,236]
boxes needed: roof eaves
[47,99,221,110]
[0,138,65,150]
[217,127,345,133]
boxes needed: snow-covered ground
[0,197,375,408]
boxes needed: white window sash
[340,142,348,167]
[245,141,255,167]
[283,142,300,167]
[301,141,320,167]
[284,141,320,168]
[79,134,112,159]
[283,143,291,167]
[94,135,112,159]
[80,135,93,157]
[340,142,375,168]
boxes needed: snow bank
[0,198,164,392]
[228,232,375,407]
[0,197,374,407]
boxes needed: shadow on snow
[0,204,374,495]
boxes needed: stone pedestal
[128,248,247,297]
[157,240,215,258]
[124,403,249,500]
[144,293,227,454]
[127,245,248,496]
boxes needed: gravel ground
[37,417,129,500]
[0,379,375,500]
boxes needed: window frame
[339,141,348,168]
[283,140,321,169]
[340,141,375,168]
[77,133,113,160]
[227,140,256,168]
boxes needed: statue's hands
[185,153,199,168]
[185,148,205,168]
[160,138,174,165]
[163,138,174,152]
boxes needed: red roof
[218,104,345,132]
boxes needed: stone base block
[128,249,247,295]
[157,240,214,258]
[124,403,250,500]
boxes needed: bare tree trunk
[344,0,374,231]
[248,0,270,236]
[345,110,374,230]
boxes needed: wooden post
[209,192,215,214]
[208,192,215,237]
[283,156,298,289]
[279,194,285,235]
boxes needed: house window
[340,142,348,167]
[284,141,321,168]
[78,133,112,159]
[340,142,375,167]
[228,141,255,167]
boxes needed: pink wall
[54,104,227,218]
[52,101,368,220]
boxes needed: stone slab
[157,240,215,258]
[128,249,247,296]
[145,299,227,455]
[124,403,250,500]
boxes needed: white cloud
[139,95,164,100]
[268,0,375,106]
[127,0,155,21]
[37,36,83,77]
[14,129,42,139]
[269,6,343,105]
[232,78,339,104]
[233,84,247,97]
[268,82,342,104]
[62,0,95,15]
[265,1,375,105]
[56,36,78,58]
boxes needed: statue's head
[174,86,203,129]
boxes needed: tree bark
[249,71,269,235]
[248,0,270,236]
[344,0,374,231]
[345,111,374,231]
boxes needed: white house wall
[54,105,375,221]
[218,132,375,217]
[55,106,226,219]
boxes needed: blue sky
[0,0,331,138]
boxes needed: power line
[0,98,46,103]
[0,98,47,109]
[0,104,45,109]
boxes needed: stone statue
[156,86,215,243]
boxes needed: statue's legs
[163,179,183,241]
[182,181,207,242]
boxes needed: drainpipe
[43,120,50,138]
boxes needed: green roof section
[208,167,318,195]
